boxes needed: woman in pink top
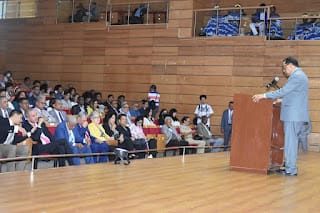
[130,116,157,158]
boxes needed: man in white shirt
[194,95,214,129]
[0,110,29,172]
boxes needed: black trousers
[166,139,190,155]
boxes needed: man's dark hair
[107,94,113,99]
[283,56,299,67]
[18,97,29,104]
[229,101,234,105]
[117,113,127,120]
[181,116,189,123]
[32,85,40,90]
[199,95,207,100]
[33,80,41,85]
[24,77,30,82]
[9,109,22,117]
[49,98,57,107]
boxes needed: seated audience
[130,4,147,24]
[34,95,55,124]
[138,99,149,117]
[12,91,27,110]
[180,116,206,154]
[48,98,67,124]
[249,3,267,36]
[197,116,223,152]
[148,84,160,118]
[0,74,5,88]
[24,109,73,167]
[0,96,11,118]
[169,108,180,127]
[130,116,157,158]
[20,77,32,91]
[116,114,135,157]
[119,102,132,126]
[143,107,156,127]
[28,85,41,107]
[87,99,104,120]
[129,101,140,121]
[88,111,110,163]
[117,95,126,110]
[0,110,29,172]
[5,83,15,109]
[158,108,168,126]
[71,112,94,165]
[61,89,73,109]
[17,97,30,122]
[267,6,283,39]
[161,116,189,155]
[54,84,64,99]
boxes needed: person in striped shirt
[147,84,160,118]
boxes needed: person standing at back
[253,56,309,176]
[147,85,160,118]
[194,95,214,129]
[221,101,234,151]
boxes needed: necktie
[40,133,51,144]
[58,111,64,122]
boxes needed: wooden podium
[230,94,284,174]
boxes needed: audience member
[180,116,206,154]
[143,107,156,127]
[130,4,147,24]
[0,96,11,118]
[61,89,73,109]
[0,74,5,88]
[23,109,73,167]
[129,101,140,120]
[158,108,168,126]
[220,101,234,151]
[161,116,189,155]
[249,3,267,36]
[71,112,94,165]
[17,97,30,122]
[28,85,41,107]
[87,99,104,120]
[88,111,110,163]
[119,102,132,126]
[194,95,214,129]
[20,77,32,90]
[12,91,27,110]
[54,84,64,99]
[34,95,55,124]
[148,84,160,118]
[168,108,180,127]
[48,98,67,124]
[267,6,283,39]
[138,99,149,116]
[117,95,126,110]
[116,114,135,157]
[129,116,148,159]
[197,116,223,152]
[0,110,29,172]
[104,94,114,110]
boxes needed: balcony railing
[194,5,320,40]
[56,0,169,25]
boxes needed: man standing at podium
[252,56,309,176]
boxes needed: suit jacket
[0,117,25,145]
[48,109,67,124]
[73,124,90,144]
[23,121,55,144]
[0,108,12,118]
[197,122,212,140]
[221,109,232,131]
[54,121,82,146]
[266,68,309,122]
[161,124,181,144]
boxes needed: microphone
[266,76,280,88]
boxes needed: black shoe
[275,169,297,176]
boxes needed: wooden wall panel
[0,0,320,134]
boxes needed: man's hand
[38,117,45,126]
[76,143,83,149]
[18,126,27,136]
[252,94,265,103]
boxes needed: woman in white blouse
[143,108,156,127]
